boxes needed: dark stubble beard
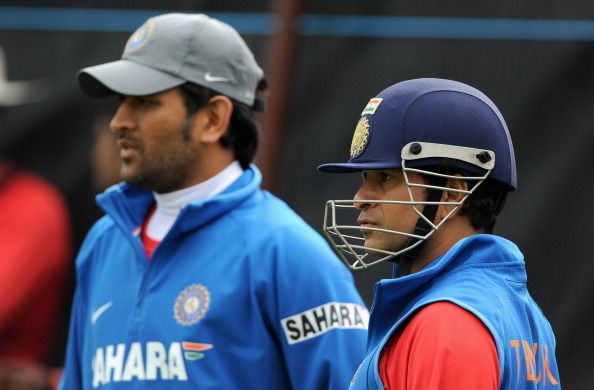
[123,116,199,193]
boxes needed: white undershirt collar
[146,161,243,240]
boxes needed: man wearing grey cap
[60,13,368,389]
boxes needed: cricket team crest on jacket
[174,284,211,326]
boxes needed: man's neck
[411,217,481,274]
[146,161,243,240]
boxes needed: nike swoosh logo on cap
[91,301,113,325]
[204,72,229,82]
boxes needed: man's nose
[354,184,373,210]
[110,99,135,134]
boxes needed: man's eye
[135,97,150,105]
[132,96,157,106]
[379,172,392,182]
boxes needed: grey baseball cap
[78,13,265,108]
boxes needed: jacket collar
[367,234,526,348]
[97,165,262,236]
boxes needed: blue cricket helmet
[318,78,517,191]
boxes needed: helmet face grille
[322,145,493,270]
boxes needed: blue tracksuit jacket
[349,235,560,389]
[60,166,368,389]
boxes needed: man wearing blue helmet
[319,78,560,389]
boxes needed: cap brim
[78,59,186,97]
[317,161,400,173]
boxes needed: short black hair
[179,82,263,169]
[460,179,508,233]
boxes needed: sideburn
[182,112,196,142]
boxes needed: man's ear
[197,95,233,144]
[436,174,469,220]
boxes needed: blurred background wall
[1,1,593,387]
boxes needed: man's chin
[120,169,147,189]
[363,241,386,257]
[364,240,405,256]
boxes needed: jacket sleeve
[58,219,108,390]
[58,288,85,390]
[265,224,369,389]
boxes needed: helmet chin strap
[393,176,448,277]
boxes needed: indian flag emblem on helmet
[361,98,383,116]
[350,117,370,158]
[174,284,211,326]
